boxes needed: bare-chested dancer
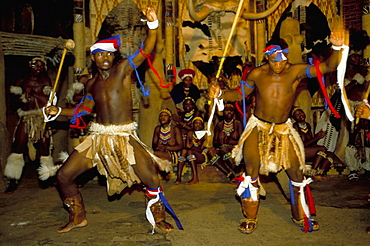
[4,57,54,194]
[45,6,182,234]
[209,18,346,234]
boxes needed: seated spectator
[292,107,334,181]
[207,103,242,181]
[170,69,201,112]
[354,102,370,234]
[174,117,207,184]
[152,108,183,164]
[173,97,203,147]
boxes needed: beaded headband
[291,107,302,117]
[192,116,204,123]
[160,108,172,117]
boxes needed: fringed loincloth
[232,115,306,175]
[17,108,50,144]
[75,122,172,195]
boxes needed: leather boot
[238,195,260,234]
[146,196,174,232]
[57,192,88,233]
[150,199,166,224]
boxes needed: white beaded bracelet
[147,19,159,29]
[332,45,343,50]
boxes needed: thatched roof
[0,31,66,56]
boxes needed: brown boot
[57,192,88,233]
[147,197,174,232]
[238,196,260,234]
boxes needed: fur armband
[10,86,22,95]
[353,73,365,85]
[366,73,370,82]
[73,82,84,91]
[43,86,52,95]
[344,78,351,87]
[20,94,30,103]
[65,83,85,104]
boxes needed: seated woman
[292,107,335,181]
[173,97,203,147]
[152,108,183,166]
[207,103,243,181]
[174,117,207,184]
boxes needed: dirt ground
[0,163,369,246]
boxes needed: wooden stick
[215,0,245,79]
[43,39,74,128]
[206,0,245,145]
[48,39,75,106]
[49,48,67,104]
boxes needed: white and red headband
[90,35,121,54]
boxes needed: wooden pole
[48,39,75,106]
[206,0,245,147]
[43,39,74,129]
[215,0,245,79]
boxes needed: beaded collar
[159,124,171,144]
[298,122,308,133]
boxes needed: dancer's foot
[227,172,236,183]
[348,172,359,182]
[57,219,88,233]
[156,220,174,232]
[174,179,181,184]
[4,179,17,194]
[313,175,330,182]
[292,218,320,231]
[238,219,258,234]
[186,179,199,185]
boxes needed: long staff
[215,0,245,79]
[207,0,245,139]
[43,39,75,127]
[49,39,75,106]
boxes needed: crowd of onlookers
[155,68,346,184]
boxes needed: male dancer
[209,18,346,233]
[46,6,181,233]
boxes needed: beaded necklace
[223,119,234,136]
[192,132,201,147]
[159,124,171,144]
[184,109,195,123]
[298,122,308,134]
